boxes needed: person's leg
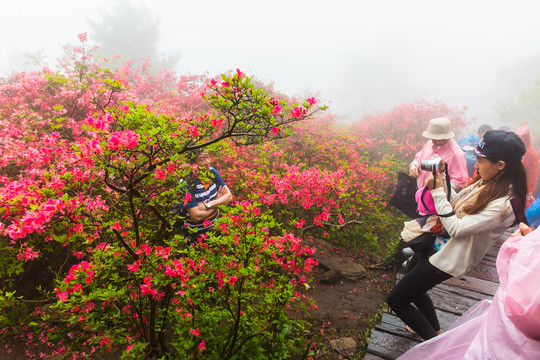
[387,259,451,340]
[411,292,441,333]
[407,247,443,331]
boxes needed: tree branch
[300,220,363,238]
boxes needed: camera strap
[420,166,455,218]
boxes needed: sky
[2,0,540,133]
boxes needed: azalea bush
[52,202,317,359]
[0,35,323,359]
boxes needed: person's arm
[206,185,232,209]
[409,142,431,178]
[205,169,233,209]
[177,179,215,222]
[185,205,216,222]
[409,160,420,178]
[431,188,514,238]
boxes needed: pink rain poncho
[397,228,540,360]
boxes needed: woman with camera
[396,222,540,359]
[388,130,528,341]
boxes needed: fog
[3,0,540,132]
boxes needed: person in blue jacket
[459,124,493,178]
[175,150,232,242]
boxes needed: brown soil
[296,261,395,359]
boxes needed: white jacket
[429,184,516,278]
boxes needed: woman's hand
[425,171,443,189]
[425,160,446,190]
[439,160,446,173]
[409,163,419,178]
[511,222,533,237]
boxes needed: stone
[329,337,357,358]
[316,255,367,281]
[320,269,341,284]
[341,262,367,281]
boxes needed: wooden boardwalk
[364,228,514,360]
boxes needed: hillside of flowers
[0,35,469,359]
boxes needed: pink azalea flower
[198,339,206,351]
[99,336,110,347]
[183,193,192,206]
[271,105,282,115]
[211,117,224,128]
[290,107,304,119]
[140,284,157,297]
[271,127,280,135]
[107,133,120,150]
[155,168,166,181]
[190,328,200,336]
[58,291,68,302]
[124,131,139,149]
[110,222,122,231]
[127,261,141,272]
[189,126,200,137]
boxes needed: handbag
[389,172,419,219]
[404,166,455,253]
[406,231,436,253]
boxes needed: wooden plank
[442,275,499,296]
[377,312,420,340]
[466,259,499,282]
[484,245,500,258]
[429,287,480,315]
[366,329,420,360]
[435,282,493,302]
[378,311,459,338]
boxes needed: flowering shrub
[52,203,316,359]
[0,35,323,359]
[0,34,470,359]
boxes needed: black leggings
[387,251,452,340]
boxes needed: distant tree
[23,49,49,69]
[87,0,180,70]
[495,79,540,132]
[495,52,540,132]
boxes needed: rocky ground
[294,238,396,359]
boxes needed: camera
[420,157,442,172]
